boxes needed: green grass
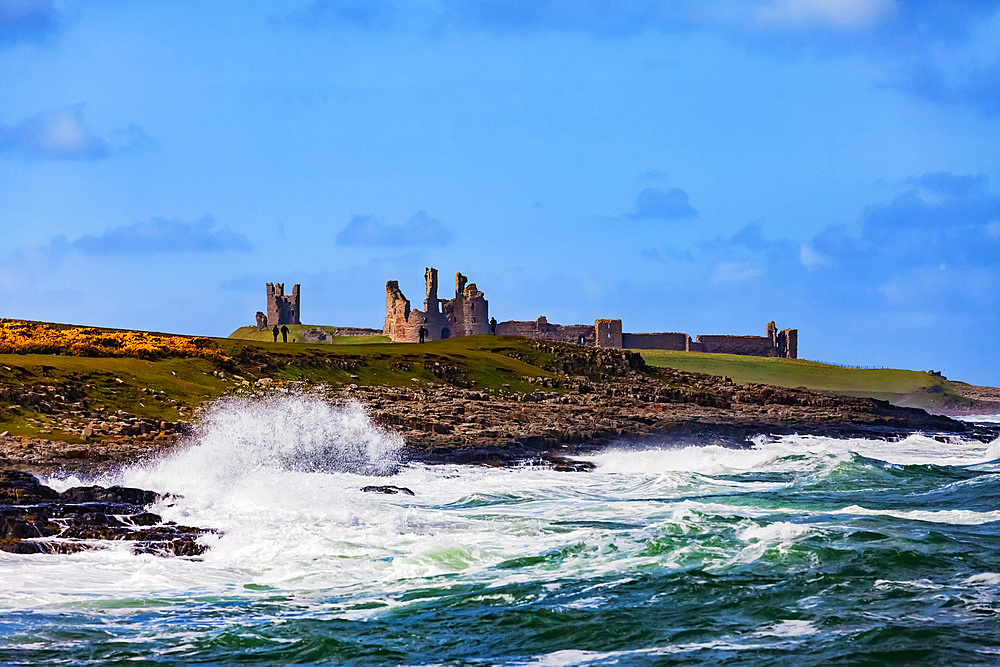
[0,354,229,439]
[0,335,564,439]
[0,318,984,444]
[229,325,390,345]
[216,335,558,393]
[636,349,972,412]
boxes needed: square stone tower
[594,319,623,348]
[266,283,301,325]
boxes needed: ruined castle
[384,268,490,342]
[261,283,300,327]
[383,268,797,357]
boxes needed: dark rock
[361,485,415,496]
[60,484,159,506]
[0,469,212,557]
[0,469,59,504]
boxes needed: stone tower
[383,268,490,342]
[594,319,623,348]
[266,283,301,326]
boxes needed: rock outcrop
[0,470,211,556]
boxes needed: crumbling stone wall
[383,268,490,342]
[777,328,797,358]
[496,316,595,346]
[594,319,623,349]
[266,283,300,326]
[694,335,779,356]
[255,312,268,331]
[685,323,798,358]
[380,269,799,358]
[621,332,689,350]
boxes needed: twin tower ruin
[384,268,489,342]
[383,268,797,358]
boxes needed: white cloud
[711,260,763,284]
[799,244,831,269]
[336,210,453,246]
[755,0,897,30]
[49,216,253,255]
[0,104,109,160]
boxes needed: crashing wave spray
[118,393,404,494]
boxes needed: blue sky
[1,0,999,384]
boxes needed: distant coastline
[1,319,997,475]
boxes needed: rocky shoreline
[1,343,995,475]
[0,344,995,557]
[0,469,210,556]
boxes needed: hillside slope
[636,350,998,415]
[0,320,989,472]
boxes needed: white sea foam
[965,573,1000,586]
[585,431,1000,477]
[957,414,1000,424]
[4,393,997,619]
[123,394,403,491]
[834,505,1000,525]
[738,521,813,543]
[756,620,819,637]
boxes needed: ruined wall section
[384,269,491,342]
[778,328,798,358]
[383,280,415,341]
[621,332,689,350]
[266,283,301,325]
[382,270,800,356]
[496,316,595,346]
[594,319,623,349]
[384,280,445,342]
[442,274,489,338]
[694,335,779,356]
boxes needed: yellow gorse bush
[0,319,231,363]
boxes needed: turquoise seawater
[1,397,999,666]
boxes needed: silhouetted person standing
[418,326,426,343]
[281,324,289,342]
[272,325,279,342]
[490,317,497,334]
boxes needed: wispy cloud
[0,0,60,46]
[0,104,154,161]
[627,187,698,220]
[48,216,253,256]
[640,172,1000,320]
[754,0,897,30]
[275,0,397,30]
[0,105,108,160]
[278,0,1000,43]
[336,210,453,246]
[888,59,1000,118]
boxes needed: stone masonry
[383,268,490,342]
[266,283,300,326]
[383,268,797,358]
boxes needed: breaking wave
[115,394,403,495]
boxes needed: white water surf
[2,393,998,645]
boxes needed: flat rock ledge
[0,469,211,557]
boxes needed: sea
[2,395,1000,666]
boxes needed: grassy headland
[0,326,566,442]
[636,349,979,413]
[0,319,994,457]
